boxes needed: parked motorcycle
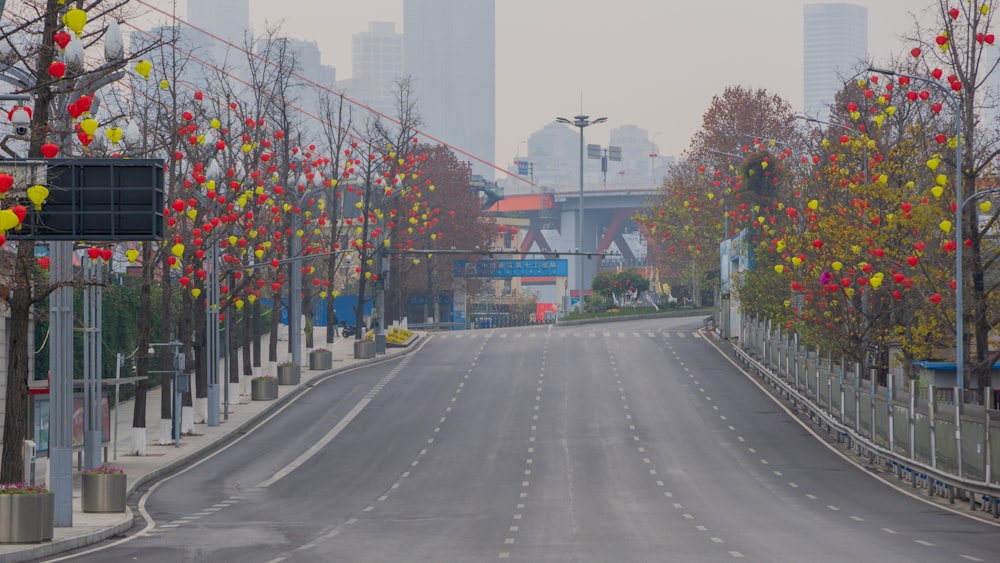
[341,324,356,338]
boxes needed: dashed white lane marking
[914,540,935,547]
[729,552,744,558]
[788,482,799,488]
[960,555,984,561]
[826,505,840,511]
[850,516,864,522]
[806,494,817,500]
[881,528,896,534]
[711,537,724,543]
[498,553,510,559]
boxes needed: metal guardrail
[731,339,1000,517]
[408,322,466,330]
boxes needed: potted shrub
[251,375,278,400]
[82,465,127,513]
[0,482,53,543]
[309,348,332,370]
[277,361,300,385]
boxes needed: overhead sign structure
[5,158,165,241]
[453,259,568,278]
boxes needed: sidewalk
[0,327,419,563]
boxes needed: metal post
[114,352,122,461]
[289,214,302,367]
[555,114,606,312]
[49,240,73,527]
[207,244,220,426]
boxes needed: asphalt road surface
[57,316,999,562]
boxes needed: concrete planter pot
[0,492,54,543]
[82,473,127,513]
[251,377,278,400]
[277,364,300,385]
[354,340,375,359]
[309,350,332,370]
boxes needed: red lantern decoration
[47,61,66,78]
[41,143,59,158]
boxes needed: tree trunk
[0,244,36,483]
[133,243,154,432]
[269,298,279,363]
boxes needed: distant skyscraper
[404,0,495,178]
[187,0,249,45]
[803,3,868,119]
[352,22,403,116]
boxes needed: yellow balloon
[62,8,87,35]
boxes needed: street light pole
[556,114,607,313]
[868,68,963,390]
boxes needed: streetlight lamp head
[867,67,896,77]
[555,117,571,125]
[592,117,608,125]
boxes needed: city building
[351,22,403,118]
[803,3,868,119]
[187,0,249,45]
[403,0,495,179]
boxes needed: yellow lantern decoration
[926,157,940,171]
[931,186,944,198]
[980,201,992,213]
[807,199,819,210]
[940,219,952,233]
[191,288,201,298]
[105,127,123,145]
[254,249,264,259]
[186,208,197,220]
[62,8,87,36]
[791,256,802,267]
[210,118,221,129]
[247,294,257,304]
[135,60,152,80]
[159,79,170,90]
[126,248,139,263]
[27,184,49,210]
[171,243,185,258]
[80,118,99,135]
[774,265,784,274]
[0,209,19,232]
[832,261,842,271]
[235,299,244,311]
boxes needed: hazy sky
[145,0,929,170]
